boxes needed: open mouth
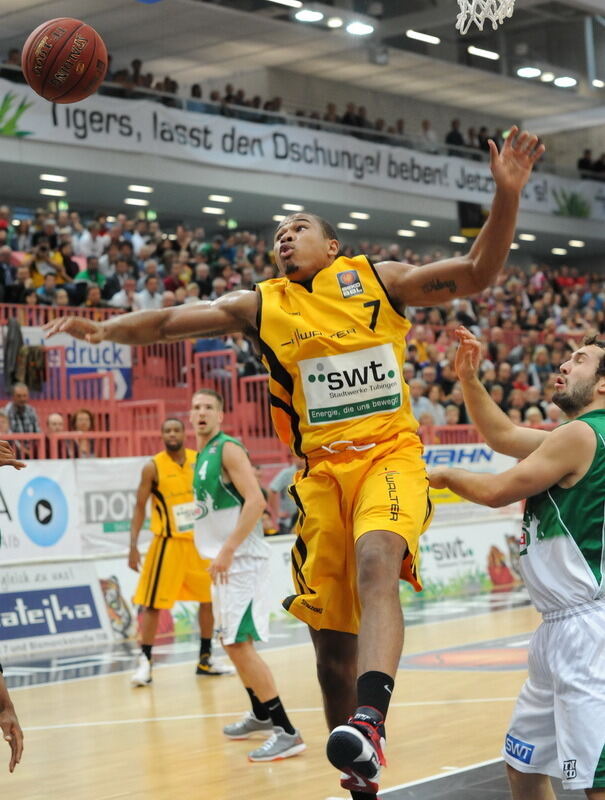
[554,378,565,390]
[280,245,293,259]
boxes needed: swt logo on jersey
[299,344,402,424]
[337,270,363,298]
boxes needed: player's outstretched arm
[377,127,545,308]
[43,290,259,345]
[454,326,549,459]
[429,420,594,507]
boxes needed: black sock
[264,696,295,735]
[356,671,394,720]
[141,644,152,662]
[351,793,377,800]
[199,637,212,660]
[246,688,270,721]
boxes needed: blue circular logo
[18,477,68,547]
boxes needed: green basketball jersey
[521,409,605,612]
[192,432,268,560]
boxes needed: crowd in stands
[1,200,603,444]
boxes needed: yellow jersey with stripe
[256,254,417,457]
[150,449,197,539]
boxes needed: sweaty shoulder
[216,288,259,332]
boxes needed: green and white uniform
[503,410,605,790]
[193,432,270,645]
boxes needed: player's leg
[131,535,170,686]
[308,627,357,729]
[506,765,556,800]
[586,790,605,799]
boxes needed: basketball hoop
[456,0,516,34]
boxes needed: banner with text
[424,443,521,522]
[0,460,81,562]
[2,77,604,221]
[76,457,151,554]
[0,561,112,659]
[22,326,132,400]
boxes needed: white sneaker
[131,653,152,687]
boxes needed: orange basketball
[21,18,108,104]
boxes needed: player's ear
[328,238,340,258]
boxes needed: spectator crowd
[1,199,604,444]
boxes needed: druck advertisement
[1,76,605,221]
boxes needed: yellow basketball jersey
[256,254,417,457]
[150,449,197,538]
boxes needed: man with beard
[429,326,605,800]
[129,418,232,686]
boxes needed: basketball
[21,18,108,104]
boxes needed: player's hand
[0,705,23,773]
[128,546,141,572]
[428,467,450,490]
[489,125,545,193]
[210,546,234,584]
[42,317,105,343]
[0,442,25,470]
[454,326,482,382]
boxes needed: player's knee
[505,763,548,797]
[357,545,400,593]
[316,652,355,694]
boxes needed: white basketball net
[456,0,516,34]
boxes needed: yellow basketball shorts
[133,535,212,609]
[283,432,433,634]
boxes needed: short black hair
[161,417,185,431]
[583,335,605,377]
[274,213,339,244]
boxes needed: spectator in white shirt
[136,275,163,310]
[76,222,111,259]
[108,277,141,310]
[409,378,433,421]
[137,259,163,291]
[420,119,438,153]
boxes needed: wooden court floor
[2,604,540,800]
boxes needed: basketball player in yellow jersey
[130,418,232,686]
[45,126,543,798]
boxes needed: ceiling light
[295,8,324,21]
[128,184,154,193]
[593,79,605,88]
[282,203,304,211]
[39,173,68,183]
[124,197,149,206]
[554,76,577,88]
[551,247,567,255]
[202,206,224,215]
[266,0,302,7]
[410,219,431,228]
[347,21,374,35]
[327,16,343,27]
[272,214,286,222]
[337,222,357,230]
[517,66,541,79]
[467,45,499,61]
[509,242,520,250]
[106,216,116,223]
[209,194,232,203]
[449,235,467,243]
[398,229,416,237]
[350,212,370,220]
[568,240,585,247]
[40,188,66,197]
[519,233,536,241]
[540,71,555,83]
[406,29,440,45]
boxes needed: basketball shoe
[131,653,152,687]
[326,707,386,794]
[247,727,306,762]
[195,654,235,676]
[223,711,274,740]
